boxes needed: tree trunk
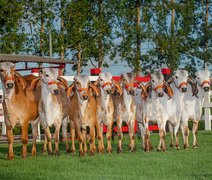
[205,0,209,52]
[40,0,44,57]
[60,0,65,61]
[171,0,175,37]
[98,0,103,69]
[77,44,81,75]
[135,0,141,76]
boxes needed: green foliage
[0,0,26,53]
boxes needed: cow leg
[128,121,136,153]
[138,123,145,149]
[31,118,39,157]
[54,123,61,156]
[116,117,123,154]
[21,122,29,159]
[70,121,76,154]
[82,128,88,154]
[158,128,166,152]
[45,127,53,155]
[192,121,199,149]
[174,121,180,150]
[75,124,84,157]
[42,133,48,154]
[89,125,95,156]
[168,122,174,148]
[62,117,70,153]
[97,122,104,153]
[106,120,113,154]
[6,126,14,160]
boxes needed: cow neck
[196,83,205,106]
[77,92,88,116]
[122,88,133,111]
[99,87,110,108]
[41,81,55,111]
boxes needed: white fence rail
[0,76,211,138]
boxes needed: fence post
[31,68,41,142]
[204,91,211,130]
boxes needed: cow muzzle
[6,82,14,89]
[181,87,187,93]
[157,92,164,97]
[203,87,209,92]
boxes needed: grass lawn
[0,131,211,180]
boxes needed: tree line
[0,0,211,75]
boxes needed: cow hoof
[184,144,189,149]
[107,149,112,154]
[79,151,84,157]
[21,153,27,159]
[117,147,122,154]
[7,154,14,160]
[162,148,166,152]
[55,151,60,156]
[175,146,180,150]
[71,149,76,154]
[193,145,198,149]
[89,151,94,156]
[170,143,174,148]
[130,147,136,153]
[66,148,70,153]
[48,151,53,156]
[41,149,46,155]
[157,148,161,152]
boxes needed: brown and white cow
[94,72,114,154]
[0,62,40,160]
[112,73,136,153]
[31,68,69,156]
[67,75,98,156]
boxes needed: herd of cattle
[0,62,211,160]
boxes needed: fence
[0,76,211,139]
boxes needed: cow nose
[82,95,88,100]
[53,89,60,95]
[129,90,135,95]
[181,87,187,92]
[203,87,209,92]
[106,89,111,94]
[158,92,164,97]
[7,83,14,89]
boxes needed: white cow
[182,70,211,149]
[142,71,174,151]
[31,68,69,155]
[167,70,193,149]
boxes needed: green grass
[0,131,212,180]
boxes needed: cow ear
[89,84,99,97]
[15,72,27,90]
[30,77,41,90]
[163,81,173,99]
[66,83,75,98]
[111,81,122,96]
[144,82,151,99]
[187,78,198,97]
[58,77,68,90]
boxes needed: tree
[0,0,25,54]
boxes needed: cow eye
[152,79,154,82]
[76,81,79,85]
[100,79,103,81]
[0,69,4,72]
[175,76,178,79]
[45,74,49,77]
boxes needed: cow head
[0,62,16,90]
[121,73,136,96]
[195,70,211,92]
[97,72,113,95]
[150,71,165,97]
[41,68,61,95]
[171,70,189,93]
